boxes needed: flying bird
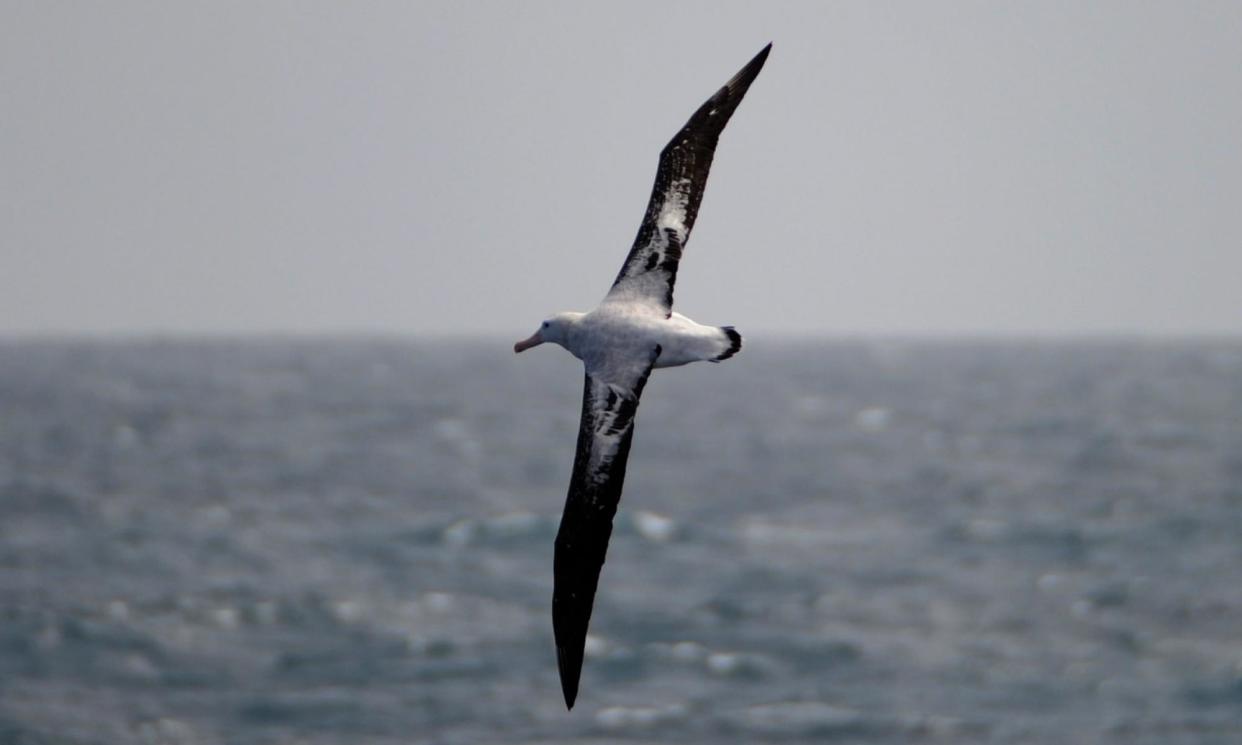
[514,43,771,709]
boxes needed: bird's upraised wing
[604,43,770,315]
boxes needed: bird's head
[514,312,582,354]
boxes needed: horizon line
[3,329,1241,345]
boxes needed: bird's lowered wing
[604,43,770,315]
[553,345,661,709]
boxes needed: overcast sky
[3,2,1240,337]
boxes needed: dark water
[2,338,1241,744]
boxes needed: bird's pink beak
[514,331,544,353]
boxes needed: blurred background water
[1,338,1240,744]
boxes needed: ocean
[1,338,1240,744]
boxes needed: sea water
[2,338,1240,744]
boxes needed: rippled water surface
[2,338,1241,744]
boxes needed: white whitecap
[854,406,891,432]
[634,510,677,542]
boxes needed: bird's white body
[547,307,737,371]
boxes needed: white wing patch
[655,177,692,243]
[585,381,640,487]
[605,177,692,310]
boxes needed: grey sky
[3,1,1240,336]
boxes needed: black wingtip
[724,43,772,97]
[556,642,581,709]
[747,43,773,68]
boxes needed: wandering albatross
[514,43,771,709]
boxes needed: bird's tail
[712,326,742,362]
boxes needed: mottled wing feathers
[552,345,660,709]
[606,43,771,314]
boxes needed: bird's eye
[542,322,550,329]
